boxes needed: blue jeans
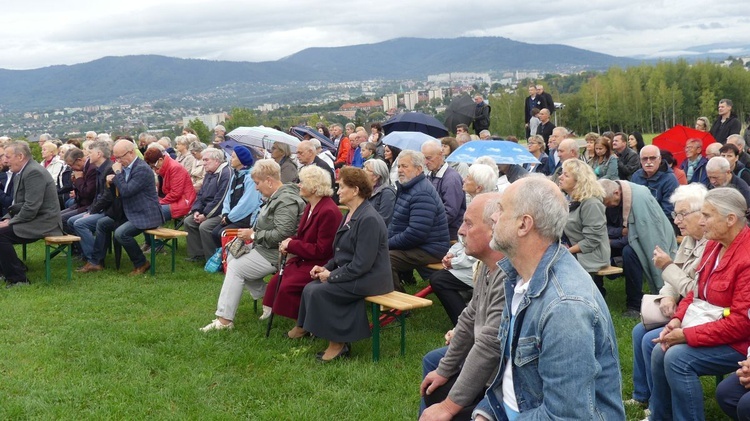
[651,343,743,420]
[420,346,448,416]
[73,213,107,265]
[115,221,147,268]
[631,323,663,403]
[94,216,116,265]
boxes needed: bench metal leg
[22,243,27,261]
[399,313,407,356]
[149,236,156,275]
[45,244,51,283]
[171,238,177,272]
[66,244,73,281]
[371,302,381,362]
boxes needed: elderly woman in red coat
[143,147,196,221]
[260,164,342,322]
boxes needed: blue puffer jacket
[388,173,450,258]
[630,166,679,220]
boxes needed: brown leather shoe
[129,261,151,276]
[76,263,103,273]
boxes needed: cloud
[1,0,749,70]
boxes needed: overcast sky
[3,0,748,70]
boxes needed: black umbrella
[382,112,449,138]
[443,94,476,134]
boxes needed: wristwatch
[114,170,122,174]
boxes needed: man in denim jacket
[473,176,625,421]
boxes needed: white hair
[467,164,498,193]
[670,183,708,212]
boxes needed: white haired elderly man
[706,156,750,208]
[631,145,680,224]
[421,140,466,241]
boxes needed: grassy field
[0,238,727,420]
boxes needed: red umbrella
[652,125,716,166]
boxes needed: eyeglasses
[640,156,659,162]
[113,151,131,161]
[671,209,700,221]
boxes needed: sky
[3,0,748,70]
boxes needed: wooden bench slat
[596,266,623,276]
[366,291,432,310]
[426,263,443,270]
[44,235,81,245]
[145,228,188,239]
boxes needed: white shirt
[502,276,531,412]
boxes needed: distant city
[0,70,545,139]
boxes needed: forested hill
[0,37,638,111]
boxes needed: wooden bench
[144,227,188,275]
[596,265,623,277]
[366,291,433,362]
[44,235,81,283]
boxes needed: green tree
[188,119,211,144]
[225,108,258,132]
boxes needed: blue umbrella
[447,141,540,165]
[289,126,336,152]
[382,112,449,138]
[381,131,437,151]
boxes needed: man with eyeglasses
[600,179,678,317]
[679,138,709,186]
[631,145,679,224]
[706,156,750,208]
[106,139,163,275]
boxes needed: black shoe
[6,279,30,289]
[622,308,640,318]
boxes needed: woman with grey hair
[364,159,396,225]
[651,187,750,421]
[174,135,196,180]
[627,183,708,414]
[188,141,207,190]
[270,142,298,183]
[463,164,498,203]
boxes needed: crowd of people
[3,95,750,420]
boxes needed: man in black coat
[710,99,742,144]
[536,108,555,150]
[472,95,491,135]
[536,85,555,114]
[525,85,544,137]
[0,150,13,217]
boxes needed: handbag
[226,237,251,259]
[682,298,727,328]
[641,294,671,331]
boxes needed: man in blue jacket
[473,176,625,421]
[388,150,450,292]
[631,145,680,227]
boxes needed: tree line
[489,59,750,137]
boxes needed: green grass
[0,239,727,420]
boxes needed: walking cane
[265,254,288,338]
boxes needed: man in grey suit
[0,141,63,287]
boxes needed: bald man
[549,137,579,183]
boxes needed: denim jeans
[73,213,107,265]
[94,216,116,265]
[623,245,644,310]
[420,346,448,416]
[631,323,663,403]
[650,343,743,420]
[115,221,147,268]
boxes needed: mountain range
[0,36,654,111]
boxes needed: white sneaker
[200,319,234,332]
[259,305,272,320]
